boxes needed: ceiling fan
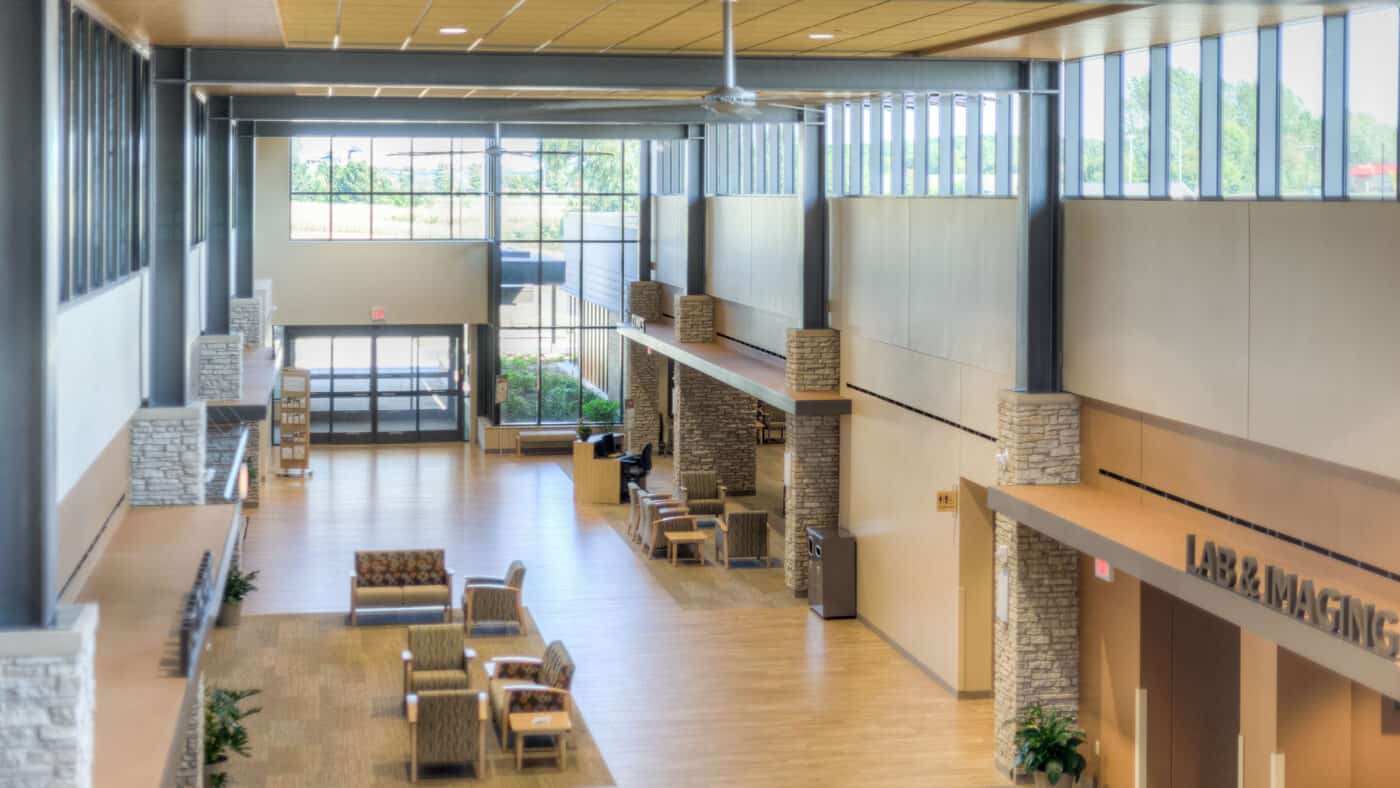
[517,0,817,121]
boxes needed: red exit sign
[1094,558,1114,582]
[370,307,386,322]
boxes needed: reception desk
[572,440,622,504]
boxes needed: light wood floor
[231,443,1004,787]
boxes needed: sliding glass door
[287,326,464,444]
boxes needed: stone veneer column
[0,605,98,788]
[130,403,207,506]
[628,280,662,323]
[244,421,263,508]
[195,335,244,402]
[229,296,263,349]
[624,280,664,454]
[672,364,756,495]
[992,390,1081,772]
[173,674,205,788]
[782,328,842,592]
[675,295,715,343]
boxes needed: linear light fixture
[400,36,412,50]
[534,39,553,53]
[332,34,341,49]
[417,87,431,98]
[439,26,467,35]
[468,37,484,52]
[809,33,834,40]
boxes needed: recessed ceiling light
[808,33,835,40]
[439,26,468,35]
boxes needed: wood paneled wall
[1063,200,1400,482]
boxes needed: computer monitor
[592,432,616,458]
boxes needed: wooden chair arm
[718,484,728,500]
[402,649,414,664]
[464,647,478,663]
[478,692,489,721]
[406,693,419,723]
[658,515,700,528]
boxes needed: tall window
[498,138,640,426]
[953,96,968,193]
[1082,57,1106,196]
[981,95,997,195]
[928,95,941,193]
[1348,7,1399,198]
[289,137,488,240]
[1123,49,1151,196]
[1280,18,1324,197]
[1221,30,1259,197]
[1169,40,1202,197]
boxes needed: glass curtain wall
[498,138,639,426]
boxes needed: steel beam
[1,0,61,629]
[830,103,845,195]
[685,125,705,295]
[246,120,686,140]
[206,96,231,333]
[639,139,652,281]
[1149,44,1169,198]
[800,107,827,329]
[189,48,1026,94]
[234,123,254,297]
[1259,27,1281,198]
[1201,37,1222,198]
[1105,53,1123,196]
[1016,62,1060,394]
[1322,14,1348,199]
[229,95,799,126]
[150,48,190,406]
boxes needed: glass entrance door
[287,326,464,444]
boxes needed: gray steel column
[1149,44,1169,198]
[638,139,652,281]
[890,96,906,195]
[1016,62,1060,393]
[150,47,190,406]
[1201,37,1223,199]
[1,0,61,629]
[767,123,780,193]
[728,124,741,194]
[1105,53,1123,197]
[205,96,230,333]
[1259,27,1281,198]
[996,94,1013,196]
[850,102,864,194]
[685,124,705,295]
[939,94,956,195]
[870,97,885,194]
[913,93,929,195]
[234,122,254,297]
[966,95,982,195]
[1063,60,1083,198]
[485,122,502,419]
[800,107,827,329]
[830,104,845,195]
[1322,14,1348,199]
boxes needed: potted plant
[576,418,593,442]
[204,687,262,787]
[582,398,619,426]
[217,565,260,627]
[1013,704,1088,787]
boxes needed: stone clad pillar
[782,328,841,592]
[673,365,756,495]
[129,403,208,507]
[229,296,263,349]
[625,281,663,453]
[992,390,1081,772]
[195,335,243,402]
[0,605,98,788]
[675,295,715,343]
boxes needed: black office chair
[619,443,652,496]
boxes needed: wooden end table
[509,711,572,771]
[665,531,708,566]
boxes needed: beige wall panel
[844,389,962,685]
[1078,557,1140,788]
[714,298,795,357]
[56,424,130,591]
[745,196,802,321]
[1062,201,1250,438]
[1350,681,1400,788]
[254,139,489,326]
[957,480,996,694]
[958,432,998,490]
[653,194,689,290]
[830,197,909,348]
[1247,202,1400,481]
[906,198,1018,375]
[1079,399,1143,500]
[1278,647,1353,788]
[842,331,961,426]
[1240,630,1278,788]
[705,197,751,305]
[959,362,1012,439]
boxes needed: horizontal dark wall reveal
[844,383,995,442]
[716,332,785,360]
[1098,468,1400,585]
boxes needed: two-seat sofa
[351,549,453,625]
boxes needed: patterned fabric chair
[630,486,681,544]
[406,690,488,782]
[484,640,575,747]
[678,471,726,516]
[462,561,527,636]
[642,511,699,558]
[402,624,477,698]
[717,510,770,567]
[351,549,453,625]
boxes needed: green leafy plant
[205,687,263,787]
[576,419,592,441]
[582,398,618,425]
[222,566,260,604]
[1013,704,1087,786]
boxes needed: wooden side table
[664,531,708,566]
[508,711,572,771]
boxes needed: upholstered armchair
[402,624,477,699]
[677,471,727,516]
[632,487,684,544]
[484,640,575,747]
[462,561,527,636]
[643,513,700,558]
[717,510,770,567]
[406,690,488,782]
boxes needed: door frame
[285,325,466,444]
